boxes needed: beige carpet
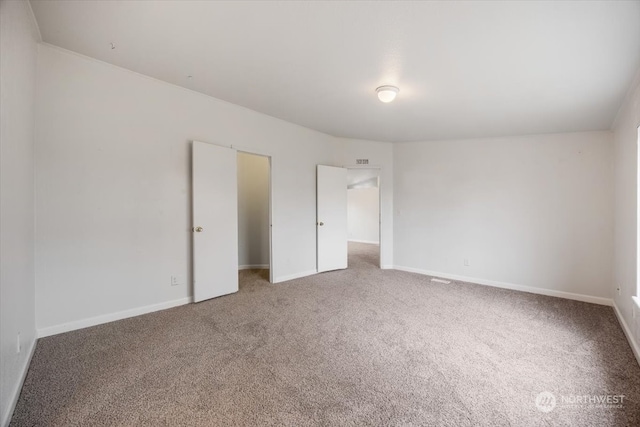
[11,243,640,426]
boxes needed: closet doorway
[237,151,272,282]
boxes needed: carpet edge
[392,265,612,306]
[2,337,37,427]
[613,301,640,367]
[36,297,193,338]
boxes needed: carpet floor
[11,243,640,426]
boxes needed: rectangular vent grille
[356,159,369,165]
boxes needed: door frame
[345,166,383,269]
[237,149,274,283]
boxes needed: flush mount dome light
[376,85,399,103]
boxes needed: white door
[317,165,348,272]
[192,141,238,302]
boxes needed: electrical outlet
[171,275,185,286]
[463,258,470,267]
[17,332,21,354]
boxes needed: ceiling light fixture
[376,85,399,103]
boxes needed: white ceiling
[30,1,640,142]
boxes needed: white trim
[37,297,192,338]
[392,265,613,306]
[239,264,269,270]
[273,270,317,284]
[348,239,380,245]
[2,337,37,427]
[380,265,394,270]
[613,300,640,367]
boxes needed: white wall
[0,1,40,425]
[35,44,341,335]
[335,138,393,268]
[348,187,379,244]
[393,131,614,303]
[237,152,270,269]
[612,67,640,357]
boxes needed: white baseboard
[37,297,192,338]
[348,239,380,245]
[392,265,612,306]
[381,265,394,270]
[239,264,269,270]
[273,269,317,284]
[2,337,37,427]
[613,300,640,367]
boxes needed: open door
[317,165,348,272]
[192,141,239,302]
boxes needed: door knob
[193,226,203,232]
[318,222,324,226]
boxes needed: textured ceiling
[30,0,640,142]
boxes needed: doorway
[347,168,381,268]
[237,151,272,282]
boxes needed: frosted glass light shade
[376,85,399,103]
